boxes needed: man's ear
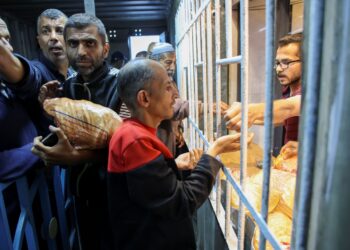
[103,42,110,59]
[136,90,150,108]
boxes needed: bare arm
[224,95,301,130]
[0,37,25,83]
[255,95,301,125]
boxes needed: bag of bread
[231,182,281,217]
[252,211,292,250]
[220,142,263,169]
[273,154,298,174]
[276,175,296,219]
[43,97,122,149]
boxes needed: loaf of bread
[43,97,122,149]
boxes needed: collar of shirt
[75,61,110,87]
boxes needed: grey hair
[117,59,157,112]
[149,51,175,62]
[37,9,67,34]
[64,13,107,44]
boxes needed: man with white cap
[150,42,228,160]
[149,43,191,159]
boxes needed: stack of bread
[220,147,297,250]
[43,97,123,149]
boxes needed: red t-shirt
[282,85,302,144]
[108,118,173,173]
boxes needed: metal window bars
[175,0,281,249]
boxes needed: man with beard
[32,13,121,250]
[224,33,303,148]
[0,9,72,136]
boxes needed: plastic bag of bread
[252,211,292,250]
[43,97,122,149]
[220,141,262,169]
[231,182,281,217]
[276,176,296,219]
[251,169,295,194]
[252,169,296,218]
[274,154,298,174]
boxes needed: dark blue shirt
[0,84,40,181]
[5,53,74,135]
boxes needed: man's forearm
[253,95,301,125]
[0,49,25,83]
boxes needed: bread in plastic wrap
[220,143,264,169]
[43,97,122,149]
[252,211,292,250]
[276,176,296,219]
[229,169,296,217]
[274,154,298,174]
[230,181,281,216]
[229,168,281,216]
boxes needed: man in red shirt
[107,59,244,250]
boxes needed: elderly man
[149,43,190,157]
[0,9,73,135]
[149,42,228,158]
[107,59,243,250]
[32,13,121,250]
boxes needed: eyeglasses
[274,60,301,70]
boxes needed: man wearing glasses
[224,33,303,155]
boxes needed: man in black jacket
[32,13,120,250]
[108,59,243,250]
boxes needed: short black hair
[64,13,107,44]
[37,9,67,34]
[117,59,157,112]
[278,33,303,56]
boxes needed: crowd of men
[0,8,303,250]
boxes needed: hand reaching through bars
[224,102,264,131]
[198,100,229,115]
[175,148,203,170]
[224,96,301,131]
[280,141,298,160]
[206,132,254,157]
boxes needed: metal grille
[175,0,281,249]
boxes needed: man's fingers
[282,149,297,159]
[225,116,242,130]
[32,136,53,154]
[49,126,67,142]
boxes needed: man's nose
[77,43,87,56]
[275,64,283,73]
[49,30,58,41]
[170,62,176,71]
